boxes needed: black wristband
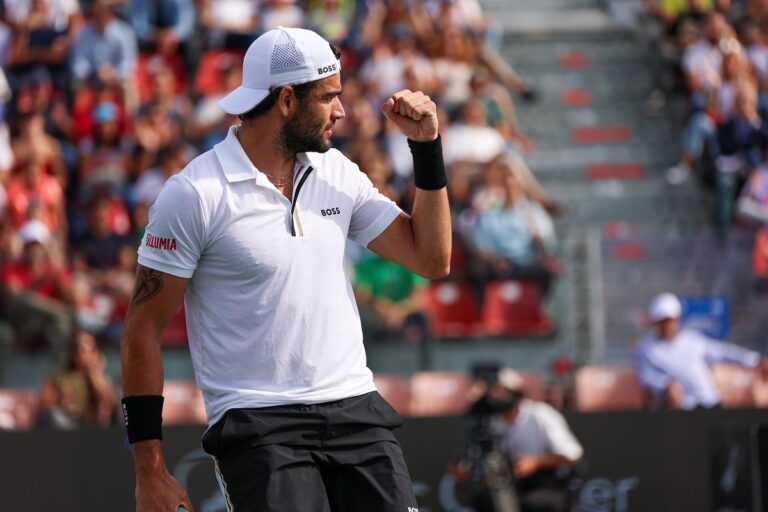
[121,395,164,444]
[408,135,447,190]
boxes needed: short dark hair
[239,43,342,122]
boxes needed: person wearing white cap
[634,292,768,410]
[0,220,74,367]
[120,27,450,512]
[454,368,582,512]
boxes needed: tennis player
[120,27,450,512]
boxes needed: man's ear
[278,86,298,117]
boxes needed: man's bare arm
[368,192,450,280]
[120,264,194,512]
[373,89,451,280]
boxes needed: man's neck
[236,123,295,179]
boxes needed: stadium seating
[163,305,189,347]
[575,366,644,412]
[711,364,756,408]
[425,282,482,339]
[372,373,411,416]
[519,370,548,402]
[162,380,207,426]
[0,389,39,431]
[755,228,768,279]
[408,371,476,417]
[194,49,246,97]
[481,280,554,337]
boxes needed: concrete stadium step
[481,0,604,11]
[523,146,677,176]
[521,72,654,103]
[503,40,648,68]
[490,8,620,35]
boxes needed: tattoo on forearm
[131,266,164,305]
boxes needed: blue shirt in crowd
[471,199,555,266]
[70,18,138,82]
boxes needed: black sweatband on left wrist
[121,395,164,444]
[408,135,447,190]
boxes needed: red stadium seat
[753,370,768,408]
[519,370,548,402]
[426,281,482,339]
[135,52,189,105]
[195,49,246,97]
[481,280,553,337]
[754,228,768,279]
[373,373,411,416]
[162,380,207,426]
[409,372,476,417]
[575,366,644,412]
[711,364,756,408]
[0,389,39,431]
[163,304,189,347]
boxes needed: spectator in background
[634,292,768,410]
[306,0,357,44]
[0,67,12,177]
[740,19,768,111]
[430,27,477,112]
[469,159,559,296]
[37,330,117,428]
[666,18,721,184]
[70,196,135,289]
[12,110,67,187]
[454,368,583,512]
[0,220,73,362]
[70,0,138,89]
[443,99,506,166]
[470,66,534,153]
[353,250,429,343]
[198,0,261,49]
[3,0,73,91]
[133,141,188,207]
[77,101,131,196]
[714,80,768,233]
[129,0,195,54]
[260,0,306,31]
[5,150,66,234]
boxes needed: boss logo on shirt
[321,207,341,216]
[318,63,337,75]
[145,233,177,251]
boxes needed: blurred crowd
[644,0,768,280]
[0,0,560,374]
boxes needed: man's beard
[278,107,332,156]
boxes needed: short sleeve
[536,404,584,462]
[137,175,207,278]
[347,162,402,247]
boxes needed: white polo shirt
[492,400,583,463]
[138,126,402,425]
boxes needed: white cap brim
[218,85,270,115]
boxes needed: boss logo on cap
[318,63,337,75]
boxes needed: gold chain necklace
[235,127,293,188]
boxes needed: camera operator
[453,368,583,512]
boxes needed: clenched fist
[381,89,438,142]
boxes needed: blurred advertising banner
[2,409,768,511]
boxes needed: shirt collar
[214,126,320,184]
[214,126,260,183]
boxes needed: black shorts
[201,391,418,512]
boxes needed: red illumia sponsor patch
[145,233,177,251]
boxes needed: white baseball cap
[19,219,50,246]
[648,293,682,322]
[218,27,341,116]
[496,368,525,393]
